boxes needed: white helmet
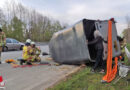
[26,39,31,43]
[31,41,35,45]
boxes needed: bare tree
[0,9,6,25]
[1,1,64,41]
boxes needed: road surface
[0,45,78,90]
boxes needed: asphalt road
[0,45,78,90]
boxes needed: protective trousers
[93,49,104,70]
[0,46,2,62]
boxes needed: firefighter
[117,35,126,62]
[30,42,41,62]
[22,39,33,65]
[87,30,105,73]
[0,28,6,64]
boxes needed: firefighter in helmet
[0,28,6,64]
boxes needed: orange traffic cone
[0,74,5,88]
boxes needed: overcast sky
[0,0,130,35]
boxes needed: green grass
[126,44,130,51]
[48,44,130,90]
[48,67,130,90]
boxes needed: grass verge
[48,44,130,90]
[48,67,130,90]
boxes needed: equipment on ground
[5,59,16,63]
[42,52,49,56]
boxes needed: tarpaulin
[102,20,118,83]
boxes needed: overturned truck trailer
[49,19,121,64]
